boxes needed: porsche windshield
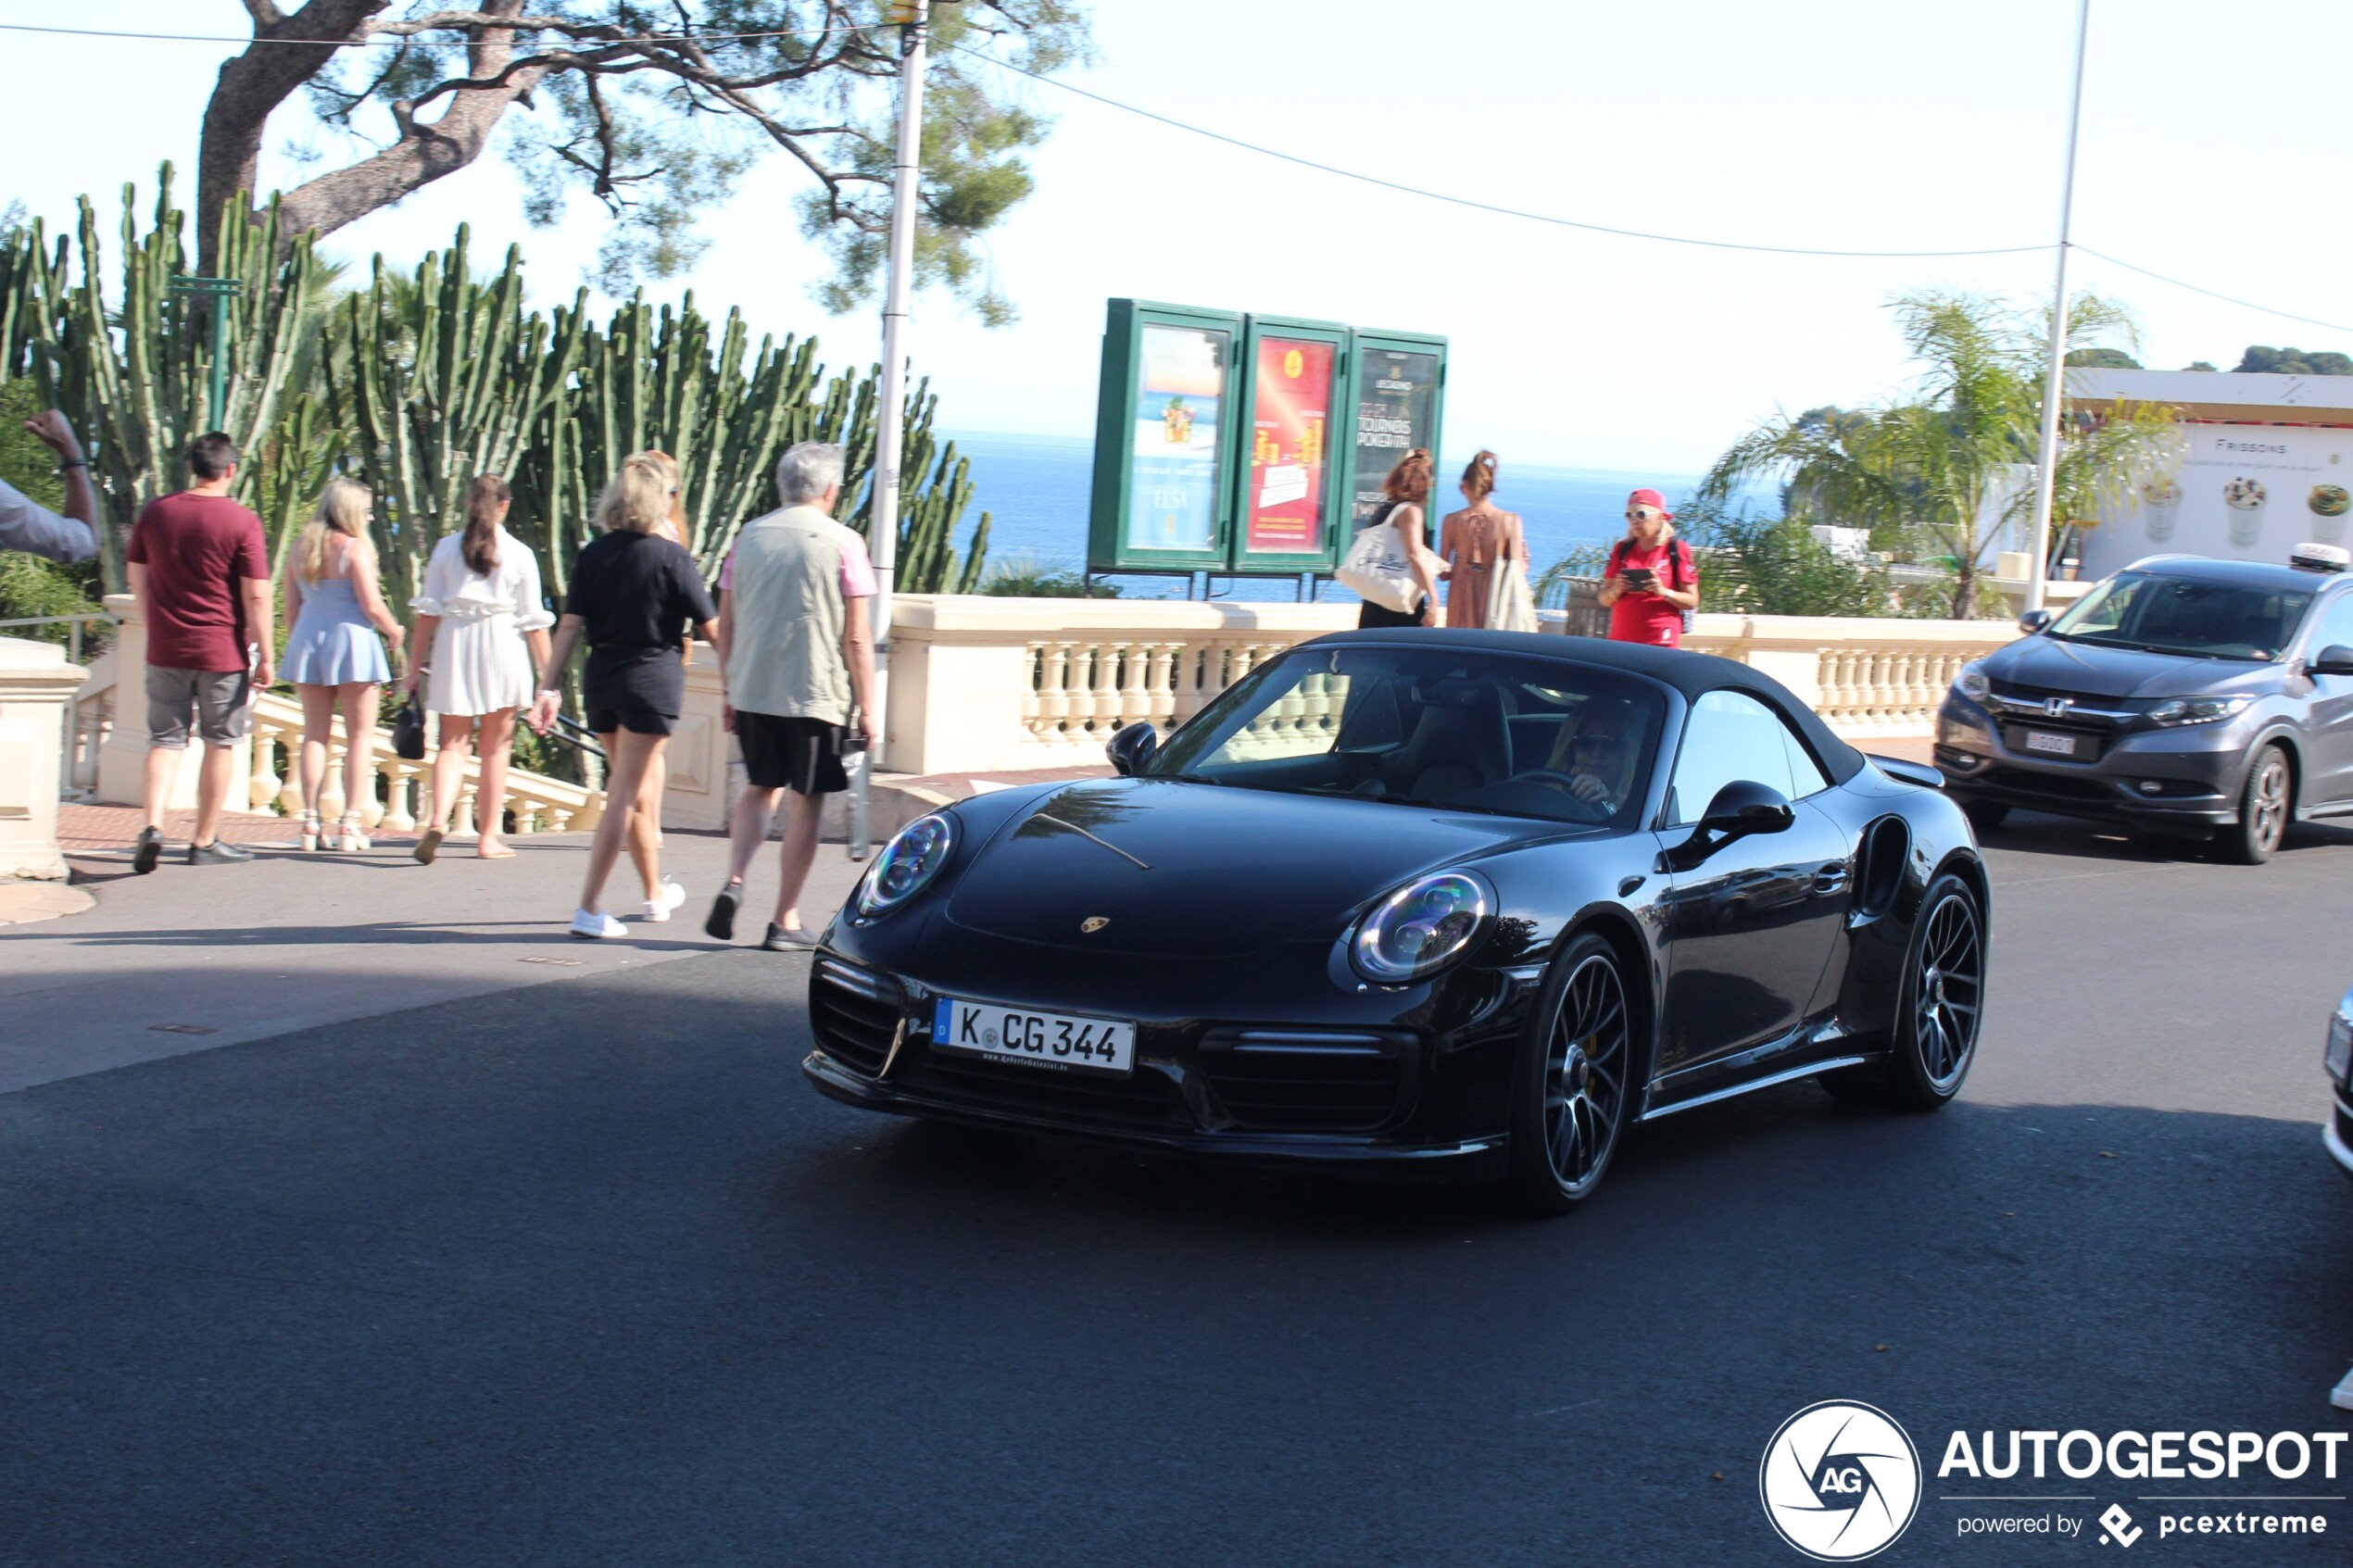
[1145,646,1667,826]
[2046,571,2315,660]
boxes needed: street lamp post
[168,275,242,433]
[2027,0,2094,614]
[849,0,935,861]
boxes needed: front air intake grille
[1196,1030,1408,1133]
[810,959,900,1076]
[895,1047,1191,1129]
[1985,766,2116,805]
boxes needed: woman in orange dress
[1438,450,1526,629]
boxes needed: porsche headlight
[857,812,955,916]
[1954,663,1991,704]
[1350,871,1493,984]
[2145,695,2251,727]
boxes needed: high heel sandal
[336,812,371,853]
[298,809,321,852]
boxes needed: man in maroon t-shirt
[1598,487,1699,647]
[123,433,276,872]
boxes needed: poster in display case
[1088,299,1446,582]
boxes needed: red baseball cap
[1628,488,1673,518]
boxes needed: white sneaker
[642,876,686,922]
[2333,1365,2353,1411]
[570,908,628,940]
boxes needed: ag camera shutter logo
[1759,1400,1922,1561]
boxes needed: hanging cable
[946,43,2053,260]
[2073,245,2353,338]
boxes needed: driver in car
[1540,697,1639,810]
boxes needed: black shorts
[584,646,684,737]
[736,711,849,796]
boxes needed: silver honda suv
[1935,550,2353,862]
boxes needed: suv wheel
[2223,744,2290,864]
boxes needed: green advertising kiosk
[1088,299,1447,592]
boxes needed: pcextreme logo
[1759,1400,1924,1562]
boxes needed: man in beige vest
[705,442,877,949]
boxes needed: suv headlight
[2327,992,2353,1085]
[2145,695,2252,726]
[1350,870,1493,984]
[856,812,955,916]
[1954,664,1991,703]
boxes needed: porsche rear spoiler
[1869,754,1945,790]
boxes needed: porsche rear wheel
[1504,933,1636,1214]
[1823,872,1984,1110]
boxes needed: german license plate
[2023,729,2078,757]
[932,998,1136,1076]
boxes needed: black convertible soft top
[1313,627,1866,784]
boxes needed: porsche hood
[940,778,1542,957]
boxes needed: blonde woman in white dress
[404,474,554,862]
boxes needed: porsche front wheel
[1504,933,1636,1214]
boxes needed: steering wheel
[1516,769,1614,820]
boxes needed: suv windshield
[2045,571,2314,661]
[1145,645,1667,826]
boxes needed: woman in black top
[1356,448,1442,629]
[532,456,718,939]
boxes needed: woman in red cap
[1598,488,1698,646]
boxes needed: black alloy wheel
[1504,932,1636,1214]
[1826,872,1984,1110]
[2223,744,2290,864]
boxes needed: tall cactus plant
[19,167,328,589]
[324,232,582,611]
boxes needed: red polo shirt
[125,492,270,671]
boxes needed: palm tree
[1701,291,2183,618]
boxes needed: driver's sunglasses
[1574,732,1624,754]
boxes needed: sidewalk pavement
[0,824,867,1097]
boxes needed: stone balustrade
[0,635,90,879]
[245,692,604,836]
[880,596,2020,776]
[88,594,603,833]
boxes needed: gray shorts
[146,666,247,749]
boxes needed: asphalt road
[4,812,2351,1566]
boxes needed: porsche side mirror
[1664,780,1794,871]
[2018,608,2054,635]
[1701,778,1796,838]
[2310,644,2353,677]
[1106,721,1159,776]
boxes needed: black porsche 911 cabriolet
[805,630,1989,1211]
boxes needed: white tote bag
[1488,556,1537,633]
[1337,510,1421,613]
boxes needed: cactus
[323,232,578,611]
[6,166,987,609]
[16,166,327,590]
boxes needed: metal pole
[850,0,932,861]
[2027,0,2093,615]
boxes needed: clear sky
[3,1,2348,474]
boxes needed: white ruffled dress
[413,528,554,716]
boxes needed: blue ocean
[935,430,1718,603]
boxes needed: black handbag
[391,694,426,761]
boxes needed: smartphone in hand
[1619,566,1658,591]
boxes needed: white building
[2070,368,2353,580]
